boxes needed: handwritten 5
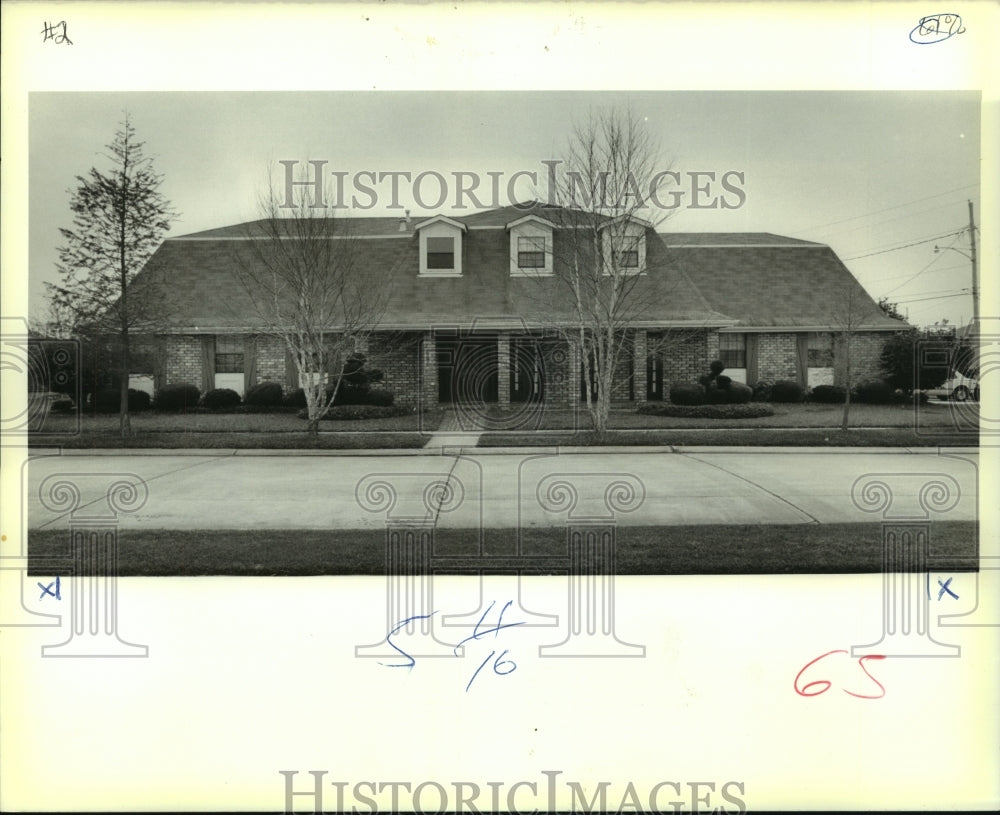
[380,600,526,692]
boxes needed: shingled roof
[135,207,905,333]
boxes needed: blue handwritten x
[937,577,959,600]
[37,576,61,601]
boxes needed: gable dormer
[600,215,651,275]
[506,214,556,277]
[415,215,467,277]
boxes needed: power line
[881,233,963,296]
[843,229,964,261]
[789,183,979,235]
[892,292,970,305]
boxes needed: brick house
[127,203,905,409]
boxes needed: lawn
[27,522,977,576]
[28,408,446,448]
[489,401,978,430]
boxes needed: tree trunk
[840,389,851,432]
[119,331,132,438]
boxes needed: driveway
[24,448,978,531]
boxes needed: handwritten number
[845,655,887,699]
[492,649,516,676]
[794,649,887,699]
[466,650,497,693]
[793,649,842,696]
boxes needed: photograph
[2,3,997,813]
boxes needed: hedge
[244,381,283,407]
[92,388,152,413]
[852,381,898,405]
[297,404,414,421]
[155,384,201,412]
[669,383,706,405]
[769,380,805,403]
[638,403,775,419]
[809,384,847,404]
[201,388,242,410]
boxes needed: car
[925,370,979,402]
[27,391,76,413]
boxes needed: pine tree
[48,114,177,437]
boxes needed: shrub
[638,403,774,419]
[297,404,414,421]
[93,388,152,413]
[201,388,242,410]
[726,381,753,403]
[244,381,283,407]
[155,384,201,412]
[751,380,773,402]
[50,396,76,413]
[810,384,847,404]
[852,380,897,405]
[769,380,804,403]
[669,383,706,405]
[282,388,307,408]
[705,384,729,404]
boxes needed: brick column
[497,332,510,410]
[38,473,150,657]
[851,474,961,657]
[421,331,438,409]
[567,340,580,408]
[633,329,647,403]
[706,329,720,364]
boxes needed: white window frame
[508,217,554,277]
[417,217,466,277]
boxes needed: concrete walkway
[421,409,483,449]
[25,447,979,531]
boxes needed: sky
[29,90,981,328]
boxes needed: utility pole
[968,199,979,329]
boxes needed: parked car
[27,391,76,413]
[925,370,979,402]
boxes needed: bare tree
[48,114,178,437]
[833,282,863,431]
[535,106,685,436]
[233,173,392,437]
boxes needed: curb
[30,445,980,457]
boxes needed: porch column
[567,340,580,408]
[497,332,510,410]
[421,331,438,408]
[633,329,647,404]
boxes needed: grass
[488,402,977,430]
[28,522,977,576]
[478,428,977,447]
[28,431,434,450]
[33,408,445,434]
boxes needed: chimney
[398,216,407,232]
[399,210,411,232]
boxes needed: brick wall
[658,329,714,395]
[835,331,889,386]
[254,335,286,385]
[163,335,202,387]
[368,331,422,404]
[757,332,799,382]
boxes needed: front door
[437,336,499,405]
[511,337,545,404]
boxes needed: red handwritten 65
[794,649,887,699]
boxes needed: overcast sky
[29,90,980,328]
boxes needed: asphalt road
[24,448,979,531]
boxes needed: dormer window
[517,236,546,269]
[427,237,455,270]
[601,217,650,275]
[416,215,466,277]
[507,214,555,276]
